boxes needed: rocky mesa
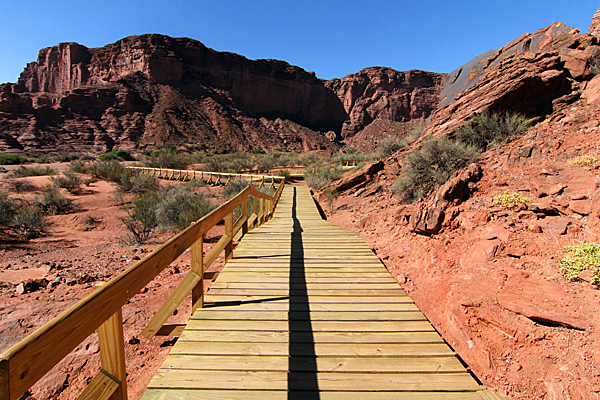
[0,35,443,154]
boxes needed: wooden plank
[147,370,478,391]
[200,302,419,312]
[191,237,204,313]
[184,320,436,332]
[142,271,201,340]
[0,358,8,400]
[206,288,406,296]
[78,369,120,400]
[209,282,402,290]
[97,309,127,400]
[141,389,484,400]
[178,330,442,343]
[190,310,426,321]
[155,324,186,337]
[203,295,413,304]
[170,342,452,357]
[160,354,464,372]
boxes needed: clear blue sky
[0,1,598,84]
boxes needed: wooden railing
[238,157,383,176]
[0,182,285,400]
[128,166,284,187]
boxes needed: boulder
[410,163,482,235]
[325,161,384,193]
[589,7,600,37]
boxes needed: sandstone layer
[0,35,442,154]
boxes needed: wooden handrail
[128,166,285,185]
[237,157,383,175]
[0,182,284,400]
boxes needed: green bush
[455,109,530,151]
[156,186,216,231]
[119,191,160,245]
[69,160,91,174]
[39,185,75,215]
[391,137,478,202]
[9,166,57,177]
[304,165,343,190]
[140,150,191,170]
[492,190,530,208]
[52,171,81,194]
[377,136,403,157]
[13,203,47,238]
[88,160,126,182]
[277,169,292,183]
[99,149,135,161]
[7,179,37,193]
[0,190,16,226]
[558,242,600,285]
[0,154,29,165]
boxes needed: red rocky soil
[316,92,600,399]
[0,166,228,400]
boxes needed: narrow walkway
[142,186,500,399]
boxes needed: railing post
[97,309,127,400]
[1,358,9,400]
[242,196,248,237]
[191,235,204,313]
[253,196,259,228]
[225,213,233,261]
[259,198,265,225]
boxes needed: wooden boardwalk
[142,186,502,400]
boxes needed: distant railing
[0,182,285,400]
[128,166,284,187]
[237,157,383,176]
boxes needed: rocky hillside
[0,35,442,154]
[315,9,600,399]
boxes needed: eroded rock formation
[326,67,444,139]
[0,36,442,154]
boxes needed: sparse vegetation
[0,154,29,165]
[156,185,217,231]
[568,154,600,167]
[455,109,530,151]
[141,150,191,170]
[322,187,338,212]
[120,191,160,245]
[9,165,57,178]
[492,190,530,208]
[0,190,17,226]
[39,185,75,215]
[7,179,38,193]
[558,242,600,285]
[52,171,82,194]
[13,203,47,238]
[304,165,343,190]
[391,137,478,202]
[99,149,135,161]
[376,136,403,157]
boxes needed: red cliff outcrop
[0,35,441,154]
[326,67,444,139]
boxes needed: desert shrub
[0,154,29,165]
[99,149,135,161]
[568,154,600,167]
[455,109,530,151]
[39,185,75,214]
[7,179,37,193]
[156,186,216,231]
[117,172,159,194]
[558,242,600,285]
[9,166,56,178]
[13,203,47,238]
[69,160,90,174]
[322,187,338,212]
[119,191,160,245]
[304,164,342,190]
[278,152,301,167]
[52,171,81,194]
[202,152,253,172]
[377,136,403,157]
[277,169,292,183]
[391,137,478,202]
[0,191,16,226]
[88,160,126,182]
[588,47,600,76]
[492,190,530,208]
[141,150,191,170]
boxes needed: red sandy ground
[0,167,227,400]
[316,101,600,399]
